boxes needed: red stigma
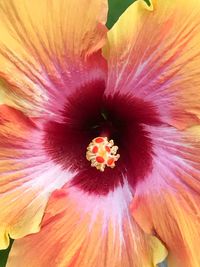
[95,137,104,143]
[92,146,98,153]
[96,156,105,163]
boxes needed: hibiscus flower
[0,0,200,266]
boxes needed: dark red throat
[44,80,160,195]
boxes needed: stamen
[86,137,120,172]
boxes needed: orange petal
[0,0,107,118]
[7,183,167,267]
[104,0,200,129]
[0,105,75,249]
[131,125,200,267]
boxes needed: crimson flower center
[44,80,160,195]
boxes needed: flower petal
[7,182,167,267]
[131,125,200,267]
[105,1,200,265]
[0,0,107,119]
[0,105,75,249]
[104,0,200,129]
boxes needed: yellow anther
[86,137,120,172]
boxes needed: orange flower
[0,0,200,266]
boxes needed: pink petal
[104,0,200,129]
[0,0,108,121]
[0,105,75,248]
[7,182,167,267]
[131,124,200,266]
